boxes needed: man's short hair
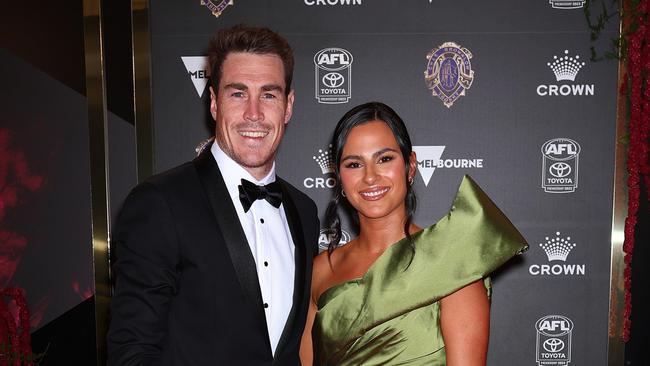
[208,24,294,96]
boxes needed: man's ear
[209,86,217,121]
[284,90,295,124]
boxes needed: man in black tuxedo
[107,25,319,365]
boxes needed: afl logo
[541,138,581,193]
[535,315,573,365]
[314,48,353,104]
[318,229,352,252]
[315,48,352,70]
[542,138,581,160]
[424,42,474,108]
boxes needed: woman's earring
[408,177,414,186]
[341,190,347,197]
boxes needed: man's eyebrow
[261,84,284,93]
[223,83,248,91]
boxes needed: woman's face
[339,120,416,222]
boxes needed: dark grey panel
[148,2,619,365]
[1,49,94,330]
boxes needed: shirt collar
[211,141,276,193]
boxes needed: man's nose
[244,99,263,122]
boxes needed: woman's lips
[358,186,390,201]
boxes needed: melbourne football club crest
[424,42,474,108]
[200,0,234,17]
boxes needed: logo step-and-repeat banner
[148,1,618,364]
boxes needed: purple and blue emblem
[200,0,234,17]
[424,42,474,108]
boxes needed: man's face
[210,52,294,179]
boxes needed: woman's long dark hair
[325,102,417,256]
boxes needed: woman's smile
[358,186,391,200]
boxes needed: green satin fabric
[312,175,528,366]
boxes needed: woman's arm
[300,297,317,365]
[439,280,490,366]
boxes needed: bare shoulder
[311,250,334,302]
[310,240,357,302]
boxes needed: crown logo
[539,231,576,262]
[547,50,586,82]
[313,145,335,174]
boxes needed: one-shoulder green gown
[312,175,528,365]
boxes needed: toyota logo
[322,72,345,88]
[549,162,571,177]
[543,338,565,353]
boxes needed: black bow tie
[238,179,283,213]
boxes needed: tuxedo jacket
[107,148,319,365]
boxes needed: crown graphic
[313,145,335,174]
[547,50,586,82]
[539,231,576,262]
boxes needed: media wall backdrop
[146,1,619,364]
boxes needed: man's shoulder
[130,160,202,201]
[146,161,197,186]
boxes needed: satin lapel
[193,150,268,334]
[274,179,308,357]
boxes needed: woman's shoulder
[311,240,357,301]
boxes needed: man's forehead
[219,53,286,87]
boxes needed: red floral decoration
[622,0,650,342]
[0,128,44,362]
[0,287,32,365]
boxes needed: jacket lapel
[274,179,308,358]
[193,150,269,340]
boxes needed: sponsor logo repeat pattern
[537,50,594,96]
[413,146,484,186]
[529,231,585,276]
[541,138,581,193]
[315,48,353,104]
[318,229,352,252]
[181,56,210,97]
[305,145,336,189]
[536,315,573,365]
[173,12,606,363]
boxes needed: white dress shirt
[211,143,295,355]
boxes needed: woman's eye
[378,155,394,163]
[344,162,361,169]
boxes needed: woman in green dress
[299,102,528,365]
